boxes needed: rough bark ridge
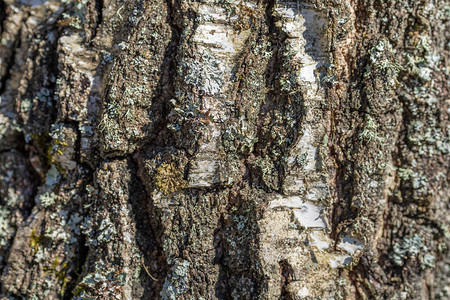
[0,0,448,299]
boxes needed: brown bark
[0,0,448,299]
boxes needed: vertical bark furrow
[0,0,6,34]
[0,9,25,152]
[92,0,103,40]
[134,1,274,298]
[0,11,23,98]
[329,0,449,298]
[255,2,358,298]
[0,0,447,299]
[0,150,37,279]
[98,0,173,157]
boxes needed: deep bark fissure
[154,0,183,144]
[213,214,232,299]
[0,150,36,286]
[92,0,103,41]
[46,32,62,132]
[0,0,6,34]
[129,161,168,298]
[279,259,294,300]
[63,234,90,300]
[126,0,185,283]
[0,0,448,298]
[256,0,289,192]
[0,15,24,97]
[329,45,368,241]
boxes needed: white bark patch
[193,23,238,56]
[258,4,366,297]
[269,195,327,229]
[185,2,254,187]
[328,254,353,268]
[309,231,331,250]
[268,195,302,208]
[59,34,85,54]
[292,205,326,229]
[188,159,219,188]
[279,3,328,196]
[337,235,364,255]
[287,126,317,172]
[187,123,221,188]
[297,287,311,298]
[197,4,232,22]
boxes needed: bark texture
[0,0,448,299]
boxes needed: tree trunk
[0,0,448,299]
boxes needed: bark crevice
[0,14,24,97]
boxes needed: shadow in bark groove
[0,17,22,98]
[91,0,103,41]
[279,259,295,300]
[0,1,6,35]
[129,161,168,299]
[63,235,90,300]
[126,0,183,296]
[213,214,231,300]
[149,0,183,147]
[213,184,264,299]
[0,8,62,288]
[255,0,306,192]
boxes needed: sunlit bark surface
[0,0,448,299]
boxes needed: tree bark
[0,0,448,299]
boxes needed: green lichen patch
[389,234,435,270]
[154,162,188,196]
[43,258,70,297]
[29,228,51,256]
[358,114,385,144]
[134,147,189,197]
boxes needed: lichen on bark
[0,0,448,299]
